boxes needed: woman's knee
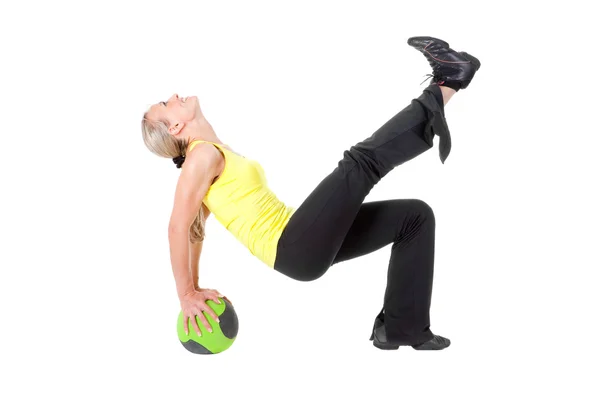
[295,263,329,281]
[406,199,436,225]
[277,262,329,282]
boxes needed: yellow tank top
[188,140,296,268]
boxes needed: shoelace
[420,73,445,85]
[420,57,445,85]
[420,73,434,85]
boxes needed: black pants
[274,84,449,345]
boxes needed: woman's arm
[168,145,218,300]
[191,203,211,290]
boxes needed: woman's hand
[180,289,224,336]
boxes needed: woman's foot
[369,316,451,351]
[407,36,481,90]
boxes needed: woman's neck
[185,117,221,144]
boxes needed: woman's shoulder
[183,141,222,176]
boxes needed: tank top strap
[187,139,225,153]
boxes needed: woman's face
[146,93,201,127]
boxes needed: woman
[141,36,480,351]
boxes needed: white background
[1,0,599,399]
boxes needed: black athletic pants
[273,84,449,345]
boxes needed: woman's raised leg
[274,84,448,280]
[274,35,481,280]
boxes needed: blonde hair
[141,113,205,243]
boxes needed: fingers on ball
[206,307,220,323]
[191,315,202,336]
[197,312,213,333]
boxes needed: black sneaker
[407,36,481,89]
[369,311,451,350]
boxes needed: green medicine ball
[177,298,239,354]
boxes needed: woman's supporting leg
[331,199,436,345]
[274,84,448,282]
